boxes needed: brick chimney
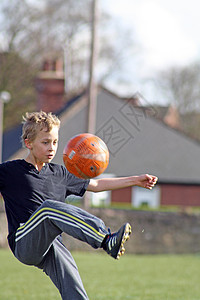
[164,105,181,130]
[35,58,65,113]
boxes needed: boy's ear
[24,139,33,150]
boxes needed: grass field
[0,249,200,300]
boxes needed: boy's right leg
[41,237,89,300]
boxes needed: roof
[2,124,22,162]
[53,88,200,184]
[3,87,200,184]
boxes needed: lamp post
[0,91,11,163]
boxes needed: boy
[0,111,157,299]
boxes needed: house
[3,63,200,208]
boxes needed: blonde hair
[22,111,60,146]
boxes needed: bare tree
[0,0,137,131]
[156,63,200,140]
[0,0,91,61]
[157,63,200,113]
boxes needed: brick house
[3,63,200,208]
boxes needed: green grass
[90,202,200,214]
[0,249,200,299]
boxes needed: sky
[102,0,200,102]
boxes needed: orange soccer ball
[63,133,109,179]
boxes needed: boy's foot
[103,223,131,259]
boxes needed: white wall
[132,185,160,208]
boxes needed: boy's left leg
[40,237,89,300]
[14,200,107,266]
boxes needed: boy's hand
[136,174,158,190]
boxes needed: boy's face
[25,125,59,164]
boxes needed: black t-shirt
[0,159,90,252]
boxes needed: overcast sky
[102,0,200,102]
[104,0,200,70]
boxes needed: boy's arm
[87,174,158,193]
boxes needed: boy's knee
[41,199,56,208]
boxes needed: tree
[157,63,200,113]
[156,63,200,140]
[0,52,37,130]
[0,0,135,92]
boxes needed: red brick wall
[111,187,131,203]
[161,184,200,206]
